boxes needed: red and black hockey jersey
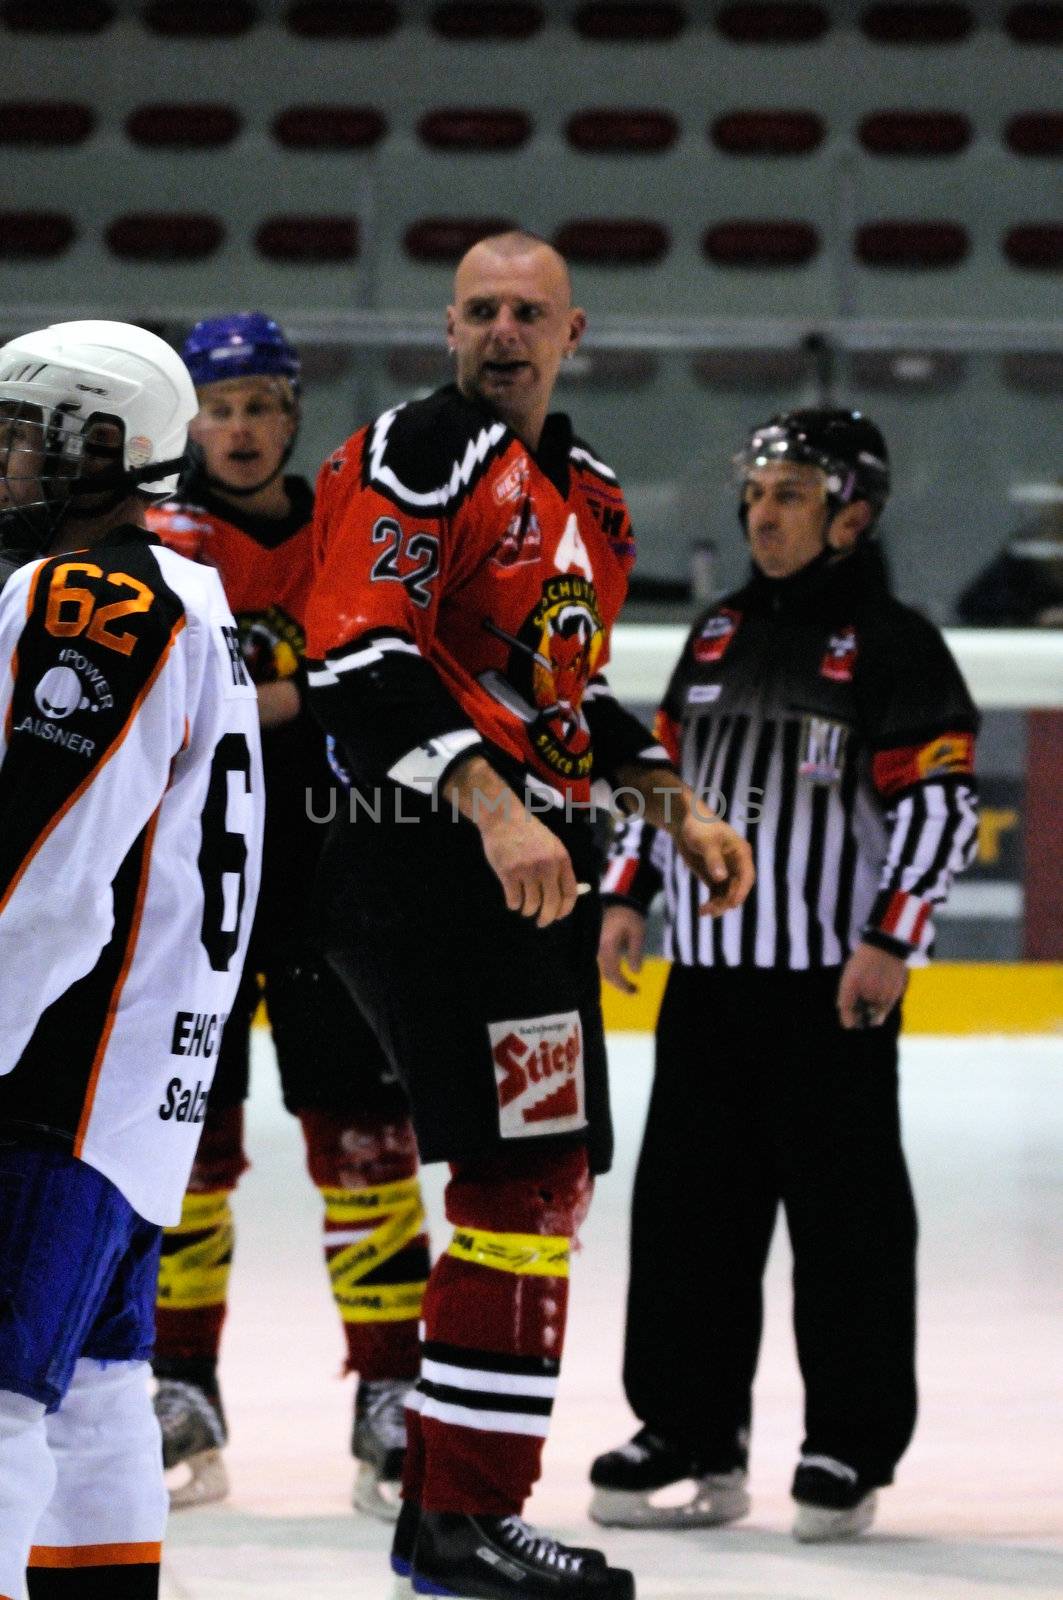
[147,476,315,691]
[603,543,979,967]
[147,475,334,851]
[306,385,667,807]
[0,531,263,1223]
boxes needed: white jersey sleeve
[0,531,263,1224]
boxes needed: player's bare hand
[671,811,755,917]
[478,805,580,928]
[598,904,646,994]
[837,941,908,1029]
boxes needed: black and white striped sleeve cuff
[306,630,484,793]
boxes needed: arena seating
[0,0,1057,607]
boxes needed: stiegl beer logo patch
[489,1012,587,1139]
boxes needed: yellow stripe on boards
[447,1227,570,1277]
[599,960,1063,1034]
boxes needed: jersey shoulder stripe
[0,535,188,914]
[361,387,511,517]
[570,439,619,486]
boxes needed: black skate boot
[412,1512,634,1600]
[394,1499,608,1586]
[153,1360,229,1510]
[791,1457,877,1542]
[589,1426,749,1528]
[352,1377,412,1521]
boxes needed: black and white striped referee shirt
[603,544,979,970]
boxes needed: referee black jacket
[603,542,979,970]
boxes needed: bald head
[447,232,585,450]
[454,232,573,310]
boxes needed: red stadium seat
[0,102,95,144]
[553,220,670,264]
[106,214,225,260]
[405,217,517,262]
[1,0,112,29]
[574,3,686,41]
[387,348,453,386]
[285,2,400,37]
[255,216,359,262]
[859,111,971,155]
[1000,351,1063,390]
[1005,4,1063,43]
[692,349,810,387]
[849,350,966,389]
[1005,112,1063,155]
[0,212,76,257]
[855,220,969,266]
[1003,224,1063,268]
[566,110,679,153]
[418,109,532,151]
[711,110,825,155]
[560,350,659,386]
[431,3,544,40]
[272,107,387,149]
[704,221,820,266]
[142,2,257,36]
[126,105,242,148]
[715,4,830,44]
[861,4,974,44]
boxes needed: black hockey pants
[622,964,917,1489]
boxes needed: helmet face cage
[735,409,890,523]
[0,398,84,550]
[0,320,198,555]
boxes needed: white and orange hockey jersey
[0,527,263,1225]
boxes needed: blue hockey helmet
[181,313,301,396]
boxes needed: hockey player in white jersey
[0,321,263,1599]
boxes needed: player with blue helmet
[146,313,428,1520]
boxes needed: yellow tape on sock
[324,1180,428,1325]
[446,1227,570,1277]
[156,1190,233,1311]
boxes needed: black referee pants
[622,964,917,1489]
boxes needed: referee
[588,410,979,1542]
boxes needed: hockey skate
[589,1427,750,1529]
[411,1510,634,1600]
[154,1376,229,1510]
[352,1377,411,1520]
[393,1498,609,1598]
[791,1457,877,1542]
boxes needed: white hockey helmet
[0,319,196,552]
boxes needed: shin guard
[415,1147,591,1516]
[0,1391,54,1600]
[300,1109,429,1381]
[27,1359,166,1599]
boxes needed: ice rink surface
[162,1032,1062,1600]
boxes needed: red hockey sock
[154,1104,247,1367]
[416,1147,591,1515]
[300,1109,429,1381]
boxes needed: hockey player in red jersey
[145,314,429,1517]
[0,320,263,1598]
[306,232,754,1600]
